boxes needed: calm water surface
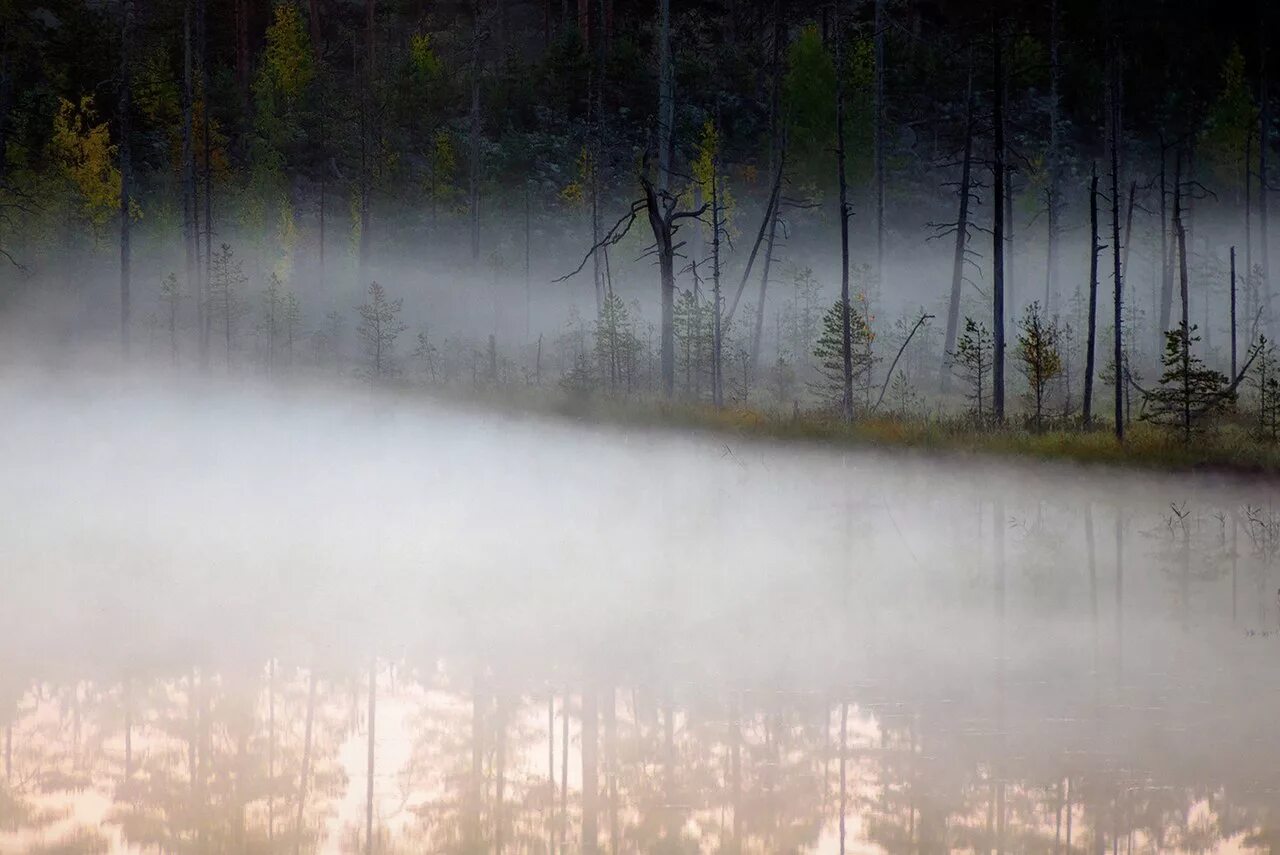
[1,380,1278,853]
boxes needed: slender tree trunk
[582,685,598,853]
[118,0,133,357]
[182,0,200,362]
[838,700,848,855]
[657,0,673,192]
[941,57,975,393]
[1158,140,1172,343]
[1174,151,1191,441]
[548,694,556,855]
[366,661,376,855]
[1260,25,1271,336]
[712,144,724,407]
[268,660,275,844]
[747,4,785,374]
[495,693,506,854]
[199,0,213,356]
[873,0,886,286]
[749,160,783,372]
[1246,128,1254,336]
[472,675,484,849]
[469,10,482,265]
[359,0,376,281]
[307,0,323,58]
[1109,44,1125,441]
[657,0,674,391]
[1046,0,1061,314]
[604,688,618,854]
[992,11,1007,422]
[835,0,854,421]
[560,692,568,853]
[294,670,317,855]
[1231,245,1238,379]
[1085,166,1099,426]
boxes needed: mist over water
[0,371,1277,853]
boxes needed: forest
[1,0,1278,463]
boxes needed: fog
[2,368,1278,852]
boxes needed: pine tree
[356,281,407,379]
[207,243,248,370]
[1016,302,1063,431]
[950,316,993,421]
[158,272,183,365]
[1140,324,1233,441]
[259,272,285,373]
[594,291,638,394]
[1247,335,1280,441]
[811,300,875,413]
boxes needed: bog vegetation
[2,0,1279,465]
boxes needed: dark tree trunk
[1260,24,1271,336]
[200,0,213,358]
[360,0,377,280]
[1109,45,1125,441]
[992,11,1006,422]
[1231,245,1238,379]
[1158,140,1173,344]
[873,0,886,286]
[119,0,133,357]
[1045,0,1061,314]
[1084,166,1100,426]
[941,57,975,393]
[182,0,200,361]
[835,0,853,421]
[366,661,376,855]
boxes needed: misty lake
[2,378,1278,853]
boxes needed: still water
[1,380,1278,853]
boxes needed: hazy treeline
[1,0,1279,433]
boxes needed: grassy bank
[521,393,1280,474]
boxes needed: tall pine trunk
[835,0,853,421]
[1045,0,1061,314]
[991,12,1006,422]
[1084,166,1100,426]
[941,57,975,393]
[657,0,675,393]
[118,0,133,357]
[199,0,212,358]
[1109,44,1125,440]
[873,0,886,286]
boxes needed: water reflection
[5,386,1280,853]
[3,489,1280,853]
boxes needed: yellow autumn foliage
[50,96,121,231]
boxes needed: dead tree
[1109,41,1125,441]
[1084,165,1100,426]
[555,170,706,398]
[992,10,1007,422]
